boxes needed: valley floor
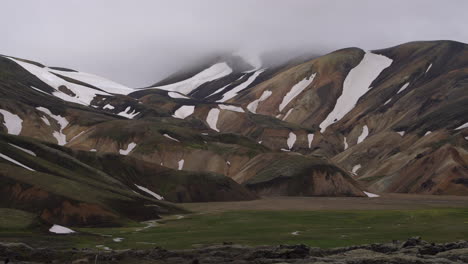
[181,194,468,212]
[1,195,467,252]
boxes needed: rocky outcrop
[235,153,365,197]
[1,238,467,263]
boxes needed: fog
[2,0,468,87]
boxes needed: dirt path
[180,194,468,213]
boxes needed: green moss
[0,133,185,225]
[7,208,467,250]
[0,208,37,230]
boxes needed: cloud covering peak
[2,0,467,87]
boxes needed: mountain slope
[1,39,467,206]
[0,133,259,227]
[0,52,365,209]
[194,40,468,195]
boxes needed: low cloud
[2,0,467,87]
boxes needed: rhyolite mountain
[0,40,467,227]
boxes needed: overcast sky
[2,0,468,87]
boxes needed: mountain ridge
[0,40,467,227]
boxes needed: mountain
[156,40,468,195]
[0,40,467,227]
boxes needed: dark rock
[1,238,468,263]
[402,236,424,248]
[58,85,76,97]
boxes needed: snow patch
[119,142,137,155]
[36,107,68,130]
[172,105,195,119]
[8,57,109,105]
[424,131,432,136]
[48,69,132,94]
[320,52,392,132]
[113,237,124,242]
[152,63,232,95]
[282,108,293,121]
[40,116,50,126]
[135,184,164,200]
[8,143,36,156]
[307,133,314,148]
[36,107,68,145]
[357,125,369,144]
[49,224,75,234]
[279,73,316,111]
[247,90,272,113]
[0,109,22,135]
[219,104,244,113]
[118,106,139,119]
[30,86,50,95]
[343,137,349,150]
[397,131,405,137]
[206,108,220,132]
[206,84,231,98]
[455,122,468,130]
[163,134,179,142]
[178,159,184,170]
[217,69,265,102]
[168,92,189,99]
[0,153,35,171]
[287,132,296,149]
[103,104,115,110]
[364,191,380,198]
[425,63,433,73]
[291,231,300,236]
[397,82,410,94]
[352,164,361,174]
[69,131,85,143]
[384,99,392,105]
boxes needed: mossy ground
[2,208,467,250]
[0,208,37,230]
